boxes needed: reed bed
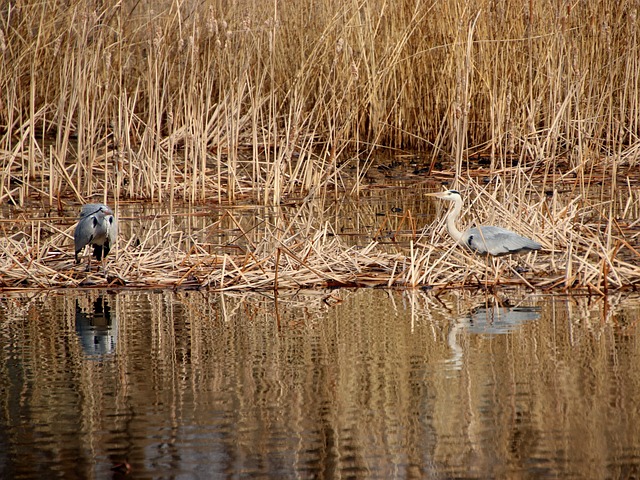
[0,209,405,290]
[1,0,639,291]
[1,0,638,203]
[1,172,638,291]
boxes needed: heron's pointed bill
[425,191,448,198]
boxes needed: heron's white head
[425,189,461,202]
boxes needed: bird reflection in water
[447,303,540,370]
[75,296,117,358]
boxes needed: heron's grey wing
[107,214,117,245]
[74,214,96,254]
[100,214,117,258]
[465,226,541,256]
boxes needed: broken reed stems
[2,169,638,291]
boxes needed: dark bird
[426,190,541,256]
[74,203,117,270]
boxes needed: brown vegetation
[1,171,639,291]
[0,0,638,290]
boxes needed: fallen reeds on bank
[1,172,638,292]
[0,208,405,290]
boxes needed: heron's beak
[425,191,445,198]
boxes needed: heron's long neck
[445,197,465,244]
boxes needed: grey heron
[426,190,541,256]
[74,203,117,270]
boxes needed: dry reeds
[1,173,638,291]
[1,1,639,291]
[0,205,404,290]
[1,0,639,203]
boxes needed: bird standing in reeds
[426,190,541,256]
[74,203,117,270]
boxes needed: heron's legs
[84,251,92,272]
[508,264,535,289]
[480,255,499,289]
[101,256,109,276]
[491,256,505,285]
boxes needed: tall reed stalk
[0,0,638,204]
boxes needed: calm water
[1,289,640,479]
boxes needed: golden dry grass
[1,0,639,202]
[1,172,638,291]
[1,1,639,290]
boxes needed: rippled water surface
[1,289,640,479]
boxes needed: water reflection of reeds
[1,290,640,477]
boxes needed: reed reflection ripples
[1,289,639,479]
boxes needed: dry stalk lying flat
[1,180,638,292]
